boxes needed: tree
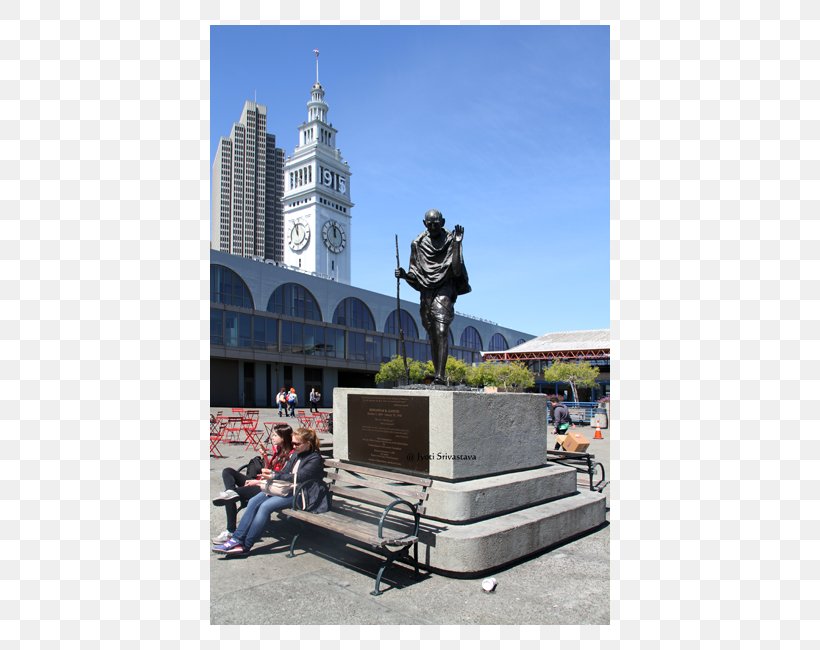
[465,361,535,392]
[465,361,497,388]
[376,355,469,386]
[417,357,468,385]
[542,361,600,402]
[494,361,535,392]
[375,356,428,385]
[444,356,468,385]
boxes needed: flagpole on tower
[313,48,320,83]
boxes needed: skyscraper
[211,101,285,261]
[265,134,285,261]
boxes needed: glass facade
[489,333,508,351]
[333,297,376,331]
[460,326,483,351]
[452,325,483,364]
[384,309,420,339]
[211,307,224,345]
[211,265,254,308]
[267,283,323,321]
[212,310,343,359]
[211,269,501,368]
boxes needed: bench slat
[281,508,417,548]
[327,471,430,501]
[283,509,379,542]
[325,459,433,487]
[329,500,419,531]
[330,484,428,516]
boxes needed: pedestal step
[425,464,579,523]
[417,490,607,573]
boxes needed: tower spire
[313,48,319,83]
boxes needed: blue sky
[211,25,609,337]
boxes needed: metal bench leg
[593,461,606,492]
[371,549,400,596]
[371,559,391,596]
[287,522,302,558]
[372,547,415,596]
[413,542,420,576]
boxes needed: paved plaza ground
[209,407,611,625]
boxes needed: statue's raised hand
[453,224,464,242]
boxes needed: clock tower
[282,50,353,284]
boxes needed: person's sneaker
[212,490,241,506]
[211,530,232,544]
[212,538,241,553]
[223,544,248,556]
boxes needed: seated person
[211,423,294,544]
[212,427,328,556]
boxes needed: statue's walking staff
[395,235,411,385]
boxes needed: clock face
[322,220,346,254]
[288,221,310,251]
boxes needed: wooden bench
[280,459,432,596]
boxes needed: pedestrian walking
[549,397,574,450]
[287,387,298,417]
[309,387,321,413]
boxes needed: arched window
[384,309,420,340]
[211,264,254,309]
[515,338,527,347]
[459,326,483,351]
[489,333,509,351]
[332,297,376,331]
[266,283,323,322]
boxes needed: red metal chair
[210,419,228,458]
[313,412,332,434]
[296,410,314,428]
[210,411,224,436]
[223,416,244,444]
[241,409,261,451]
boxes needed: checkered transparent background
[2,0,818,646]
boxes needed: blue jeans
[231,491,292,549]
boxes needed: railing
[546,402,605,424]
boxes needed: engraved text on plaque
[347,394,430,473]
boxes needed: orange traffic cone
[594,425,603,440]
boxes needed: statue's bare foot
[433,376,447,385]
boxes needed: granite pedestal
[332,388,607,573]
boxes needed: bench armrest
[378,498,420,543]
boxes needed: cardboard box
[561,430,590,453]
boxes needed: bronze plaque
[347,394,430,473]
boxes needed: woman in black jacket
[212,428,327,556]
